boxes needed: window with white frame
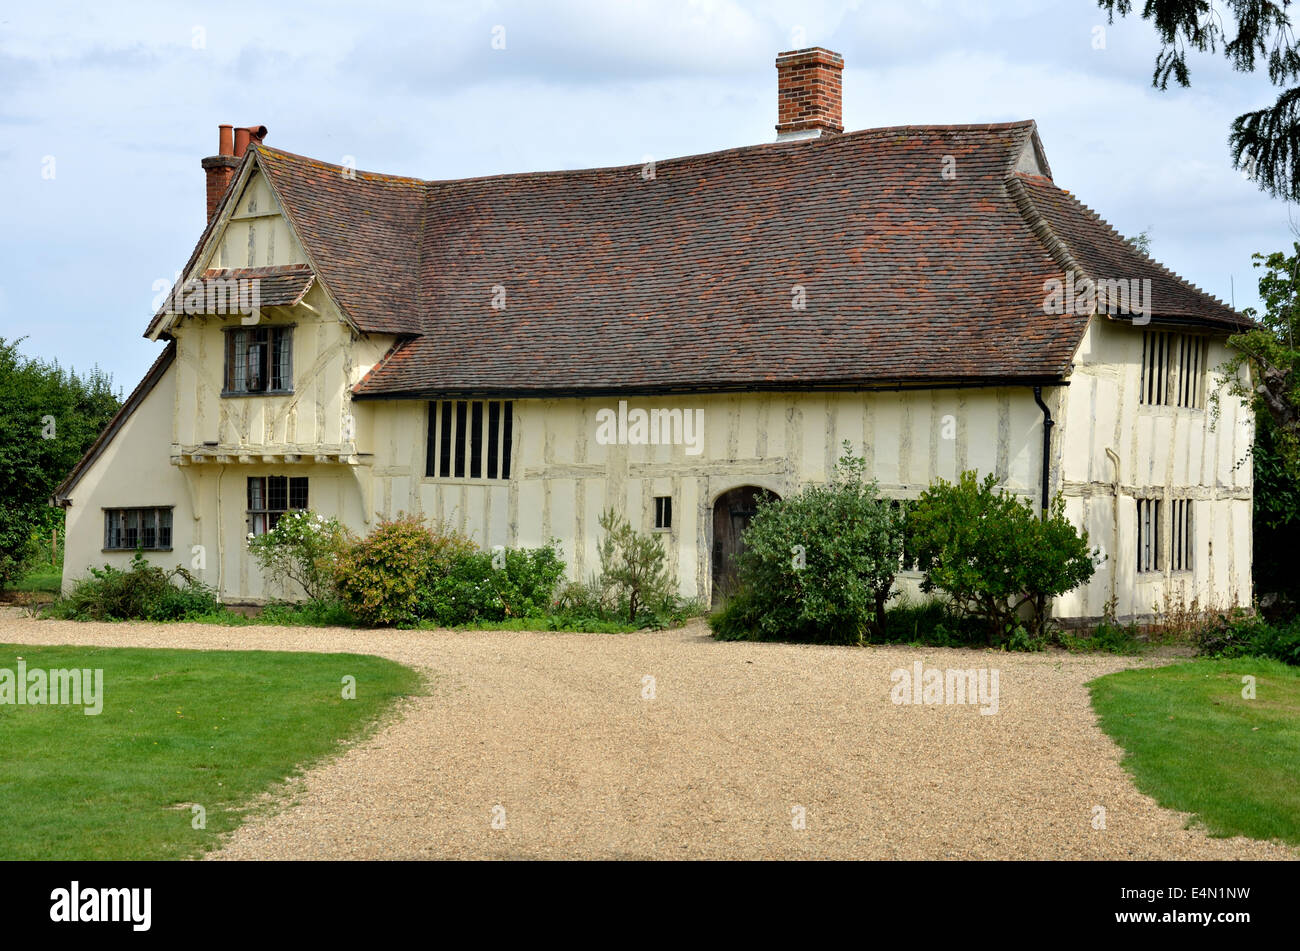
[425,400,513,479]
[1140,331,1204,408]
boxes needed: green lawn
[1089,658,1300,845]
[0,643,421,859]
[9,563,62,594]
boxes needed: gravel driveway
[1,609,1291,860]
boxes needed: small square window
[654,496,672,531]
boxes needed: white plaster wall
[1054,318,1253,619]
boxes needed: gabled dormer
[148,126,394,470]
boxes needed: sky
[0,0,1294,395]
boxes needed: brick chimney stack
[775,48,843,141]
[201,124,267,221]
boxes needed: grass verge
[0,642,421,859]
[1089,657,1300,845]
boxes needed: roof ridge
[255,120,1039,190]
[1005,174,1086,280]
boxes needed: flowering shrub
[331,515,475,626]
[247,510,351,601]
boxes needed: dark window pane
[289,477,308,509]
[159,509,172,549]
[470,401,484,478]
[454,401,467,478]
[487,401,500,478]
[267,476,287,511]
[439,402,453,477]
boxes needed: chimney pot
[775,47,844,141]
[203,123,266,222]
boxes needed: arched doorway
[711,485,778,604]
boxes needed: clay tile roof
[151,263,315,321]
[159,123,1248,397]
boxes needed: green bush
[247,510,351,601]
[877,597,985,647]
[708,586,765,641]
[708,444,902,645]
[44,551,221,621]
[909,472,1096,644]
[1196,610,1300,665]
[595,510,677,623]
[418,545,566,626]
[332,515,475,626]
[258,599,357,628]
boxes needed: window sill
[102,548,173,553]
[221,390,294,398]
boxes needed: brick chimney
[775,48,843,141]
[201,124,267,221]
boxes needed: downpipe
[1032,386,1054,519]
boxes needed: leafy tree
[0,337,120,589]
[909,472,1096,643]
[711,443,904,645]
[1216,244,1300,476]
[1098,0,1300,199]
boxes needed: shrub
[909,472,1096,644]
[877,597,985,647]
[709,444,902,645]
[1196,609,1300,665]
[595,510,677,622]
[258,598,357,628]
[247,510,351,601]
[332,515,475,626]
[708,586,762,641]
[45,551,221,621]
[418,545,566,626]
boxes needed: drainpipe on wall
[215,465,226,602]
[1032,387,1054,519]
[1105,448,1121,610]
